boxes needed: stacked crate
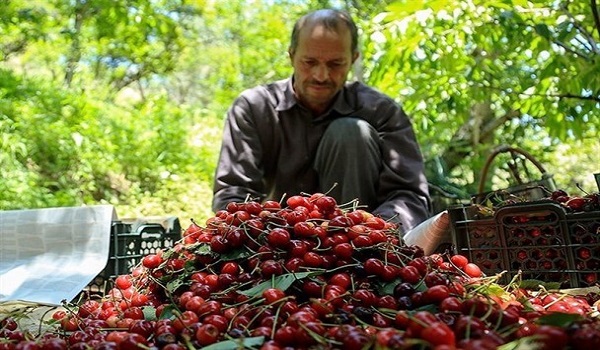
[449,201,599,288]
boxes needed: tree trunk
[64,0,87,87]
[441,103,521,173]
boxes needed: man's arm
[212,95,267,212]
[371,102,431,232]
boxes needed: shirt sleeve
[212,93,267,212]
[370,101,431,232]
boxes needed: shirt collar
[276,77,356,117]
[275,78,298,111]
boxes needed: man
[212,8,430,232]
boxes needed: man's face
[290,23,358,115]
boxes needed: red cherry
[566,197,587,211]
[40,337,68,350]
[328,272,352,290]
[260,260,283,278]
[141,254,163,269]
[195,323,220,346]
[286,195,311,209]
[120,333,148,349]
[220,262,240,276]
[439,296,463,313]
[201,315,227,334]
[364,216,386,229]
[243,201,263,215]
[450,254,469,269]
[422,285,450,304]
[262,200,281,211]
[262,288,286,305]
[407,311,438,336]
[184,295,205,314]
[285,208,310,225]
[463,263,483,278]
[315,195,337,213]
[293,221,316,238]
[303,252,324,268]
[114,275,133,290]
[302,280,324,298]
[381,265,401,282]
[368,230,387,244]
[363,258,385,276]
[352,234,374,247]
[421,321,456,346]
[274,325,296,346]
[408,257,428,275]
[226,202,241,213]
[172,310,199,332]
[129,319,154,338]
[209,235,230,253]
[352,289,377,307]
[267,228,291,248]
[532,325,569,350]
[225,228,246,247]
[399,265,422,284]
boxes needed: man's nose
[312,64,329,82]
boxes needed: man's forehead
[299,22,350,38]
[296,24,352,51]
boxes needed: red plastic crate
[449,201,600,288]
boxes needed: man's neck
[293,93,329,117]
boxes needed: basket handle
[493,200,566,224]
[478,145,549,195]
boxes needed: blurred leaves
[1,0,598,221]
[363,0,599,198]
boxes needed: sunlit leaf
[387,0,425,17]
[218,247,253,261]
[535,312,584,328]
[427,0,450,12]
[142,306,157,320]
[519,279,561,290]
[239,271,322,297]
[200,336,265,350]
[534,23,551,39]
[497,336,543,350]
[156,304,177,319]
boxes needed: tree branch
[591,0,600,41]
[518,91,600,103]
[482,85,600,103]
[441,108,520,172]
[562,2,598,52]
[64,0,89,87]
[1,40,27,60]
[574,34,594,53]
[552,39,592,60]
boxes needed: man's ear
[352,51,359,64]
[288,49,294,63]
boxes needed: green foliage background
[1,0,598,225]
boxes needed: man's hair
[289,9,358,55]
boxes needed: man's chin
[307,88,334,99]
[307,95,333,106]
[308,84,333,92]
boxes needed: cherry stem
[576,182,590,195]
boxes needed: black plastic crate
[85,217,181,293]
[449,201,600,288]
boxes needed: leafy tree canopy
[363,0,599,201]
[1,0,598,221]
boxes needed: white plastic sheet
[403,210,451,255]
[0,206,115,304]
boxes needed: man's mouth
[309,83,332,90]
